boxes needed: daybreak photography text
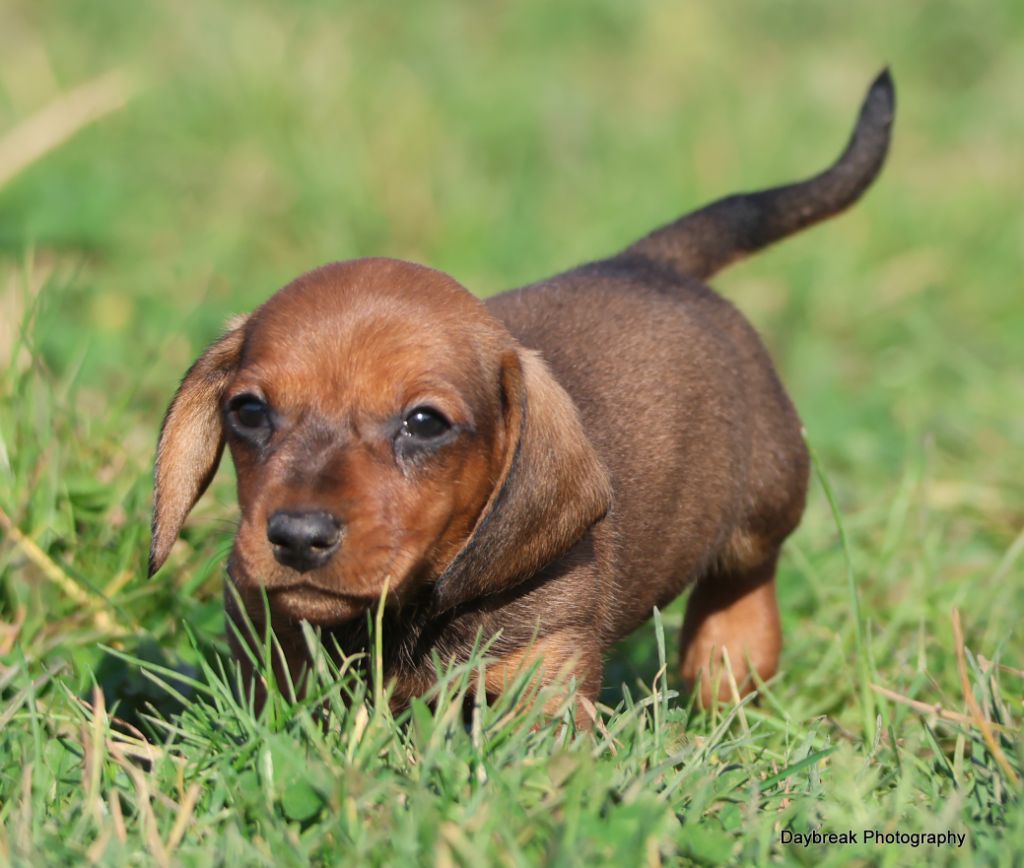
[780,829,967,848]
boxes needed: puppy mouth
[227,542,420,625]
[259,583,379,627]
[268,581,380,604]
[228,567,395,627]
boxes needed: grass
[1,0,1022,863]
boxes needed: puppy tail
[624,69,895,280]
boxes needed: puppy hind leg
[679,554,781,708]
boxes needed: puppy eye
[402,406,451,440]
[228,394,271,436]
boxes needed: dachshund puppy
[150,71,894,716]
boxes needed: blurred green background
[1,0,1022,708]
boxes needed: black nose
[267,510,342,573]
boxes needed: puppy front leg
[483,631,602,729]
[225,586,310,714]
[678,555,781,707]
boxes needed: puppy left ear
[149,316,248,576]
[433,347,612,612]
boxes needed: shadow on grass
[601,599,687,708]
[92,638,200,733]
[93,594,693,730]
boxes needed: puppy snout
[267,510,342,573]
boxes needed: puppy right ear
[149,317,248,576]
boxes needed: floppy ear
[432,347,612,612]
[149,317,248,576]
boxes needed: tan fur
[432,348,612,613]
[484,630,593,723]
[679,558,782,706]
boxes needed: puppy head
[151,258,610,625]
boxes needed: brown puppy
[150,71,894,715]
